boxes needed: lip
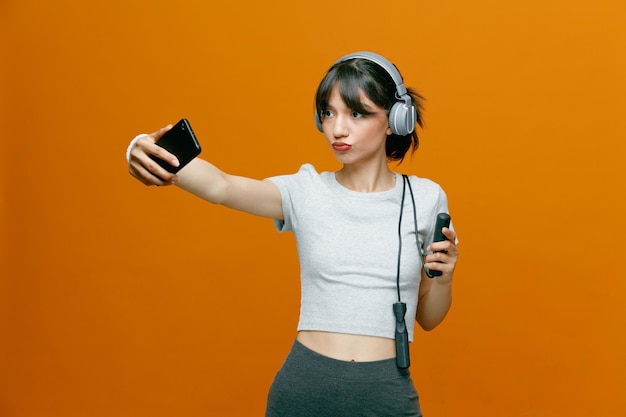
[332,142,352,152]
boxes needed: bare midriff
[296,330,397,362]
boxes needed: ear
[387,126,393,136]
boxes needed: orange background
[1,0,625,416]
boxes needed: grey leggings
[266,339,422,417]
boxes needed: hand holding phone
[149,118,201,173]
[427,213,451,278]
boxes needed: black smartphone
[149,118,201,173]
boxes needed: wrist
[433,275,453,288]
[125,134,148,163]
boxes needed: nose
[332,114,348,138]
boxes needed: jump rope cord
[406,176,434,279]
[396,175,407,302]
[396,174,433,304]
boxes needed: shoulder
[266,164,328,194]
[405,174,447,198]
[267,163,319,183]
[401,174,451,222]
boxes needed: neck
[335,163,395,193]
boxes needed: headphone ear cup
[389,102,417,136]
[314,111,323,132]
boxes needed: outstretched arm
[127,125,283,219]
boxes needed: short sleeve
[265,164,318,233]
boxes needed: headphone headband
[334,51,409,98]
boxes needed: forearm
[175,158,228,204]
[176,158,283,218]
[416,279,452,331]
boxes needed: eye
[323,109,335,117]
[351,111,364,119]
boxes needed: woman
[127,51,459,416]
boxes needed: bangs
[335,77,378,115]
[315,61,392,117]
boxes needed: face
[321,85,392,165]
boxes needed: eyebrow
[359,102,377,112]
[324,101,379,115]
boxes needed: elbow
[418,320,440,332]
[416,309,450,332]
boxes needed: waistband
[286,339,410,380]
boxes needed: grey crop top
[267,164,452,342]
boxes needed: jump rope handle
[393,302,410,369]
[427,213,451,278]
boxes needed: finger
[139,153,179,185]
[128,138,179,185]
[424,256,455,277]
[425,243,458,276]
[425,250,449,264]
[149,124,173,140]
[129,163,162,186]
[442,227,456,243]
[131,162,177,186]
[151,147,180,170]
[134,135,180,169]
[427,228,456,252]
[424,261,445,275]
[128,157,163,185]
[129,150,178,186]
[427,239,451,253]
